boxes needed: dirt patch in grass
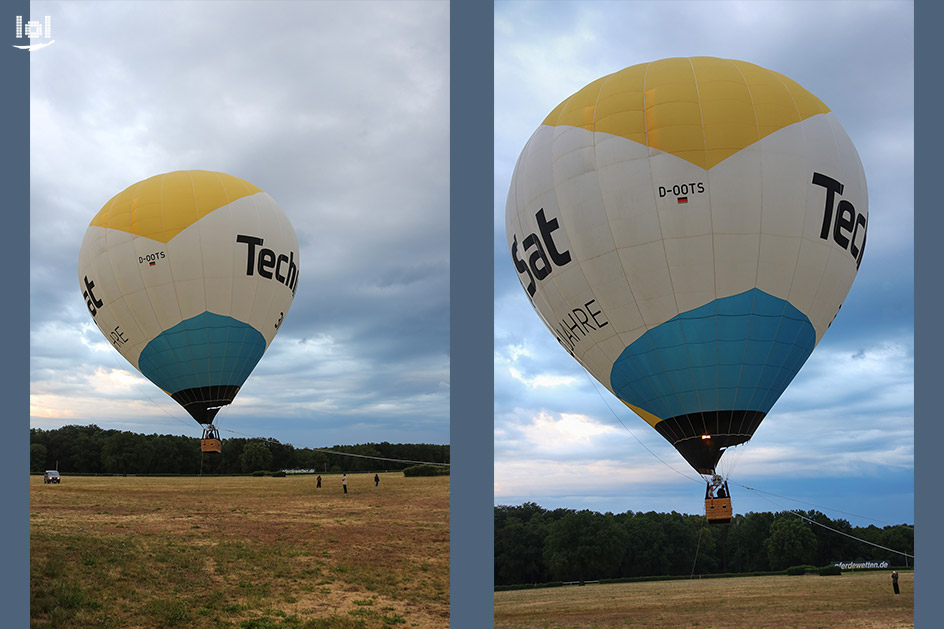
[31,473,449,628]
[495,572,913,628]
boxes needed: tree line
[495,502,913,586]
[30,424,449,476]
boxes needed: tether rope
[95,351,448,468]
[580,370,913,557]
[583,370,702,484]
[220,426,450,467]
[731,480,914,559]
[690,523,705,578]
[731,481,913,528]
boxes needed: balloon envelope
[79,170,299,425]
[505,57,867,474]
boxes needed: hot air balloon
[78,170,299,452]
[505,57,867,522]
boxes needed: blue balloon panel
[138,312,266,395]
[610,289,816,420]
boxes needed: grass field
[30,472,449,628]
[495,572,914,628]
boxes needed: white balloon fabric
[505,57,868,474]
[78,170,299,425]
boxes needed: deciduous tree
[766,515,817,570]
[544,510,628,585]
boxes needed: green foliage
[102,431,156,474]
[241,441,274,473]
[786,564,817,575]
[30,443,48,474]
[544,510,629,584]
[402,464,450,477]
[617,511,713,577]
[766,517,818,570]
[496,571,790,591]
[728,511,775,572]
[29,425,448,476]
[494,503,913,587]
[819,564,842,575]
[495,504,550,585]
[879,525,915,563]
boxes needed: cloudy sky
[29,1,450,449]
[494,0,914,526]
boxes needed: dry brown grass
[31,473,449,628]
[495,572,914,628]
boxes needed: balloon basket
[201,438,222,453]
[705,497,732,524]
[201,425,221,453]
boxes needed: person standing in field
[342,473,348,494]
[316,475,322,488]
[891,570,900,594]
[374,473,380,487]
